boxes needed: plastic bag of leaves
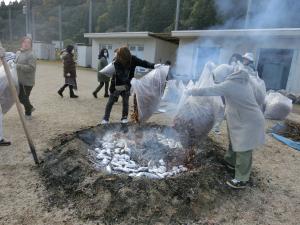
[0,64,19,114]
[131,65,169,122]
[264,92,293,120]
[174,62,224,141]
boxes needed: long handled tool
[0,42,39,165]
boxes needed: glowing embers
[88,129,188,179]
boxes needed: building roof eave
[84,32,151,39]
[171,28,300,38]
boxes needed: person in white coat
[186,67,265,189]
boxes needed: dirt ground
[0,61,299,225]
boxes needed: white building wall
[175,39,198,77]
[91,38,156,69]
[77,46,92,67]
[176,37,300,92]
[154,39,178,64]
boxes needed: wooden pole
[0,42,39,165]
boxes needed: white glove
[0,47,5,58]
[154,64,161,69]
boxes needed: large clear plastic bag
[131,65,169,122]
[162,80,180,103]
[249,72,266,108]
[99,62,115,78]
[264,92,292,120]
[174,62,224,140]
[174,97,216,142]
[0,63,19,114]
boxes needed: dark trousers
[19,84,33,116]
[59,84,75,96]
[103,90,130,121]
[94,81,109,96]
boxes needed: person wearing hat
[242,52,256,74]
[186,64,265,189]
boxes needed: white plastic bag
[99,62,115,77]
[131,65,169,122]
[174,97,216,141]
[0,64,19,114]
[264,92,292,120]
[174,62,224,140]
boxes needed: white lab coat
[188,69,265,152]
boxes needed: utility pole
[58,5,62,50]
[244,0,252,28]
[8,5,12,41]
[28,0,31,36]
[32,8,36,42]
[88,0,93,45]
[23,2,28,36]
[127,0,131,32]
[175,0,180,30]
[23,0,32,37]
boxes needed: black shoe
[226,179,248,189]
[93,92,98,98]
[58,90,63,98]
[0,139,11,146]
[70,95,79,98]
[104,94,109,98]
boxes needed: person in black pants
[58,45,78,98]
[101,46,159,124]
[15,37,37,120]
[19,85,34,116]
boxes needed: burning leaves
[40,123,233,223]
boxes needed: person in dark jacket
[93,48,110,98]
[101,46,158,124]
[110,48,119,103]
[58,45,78,98]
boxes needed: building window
[129,44,146,74]
[129,44,144,59]
[99,44,112,50]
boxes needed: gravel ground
[0,61,299,225]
